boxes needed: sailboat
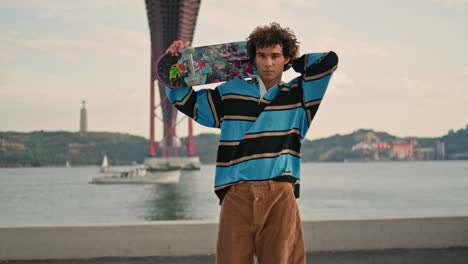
[99,155,109,172]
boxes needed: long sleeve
[165,86,224,128]
[291,51,339,124]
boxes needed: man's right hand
[166,40,191,56]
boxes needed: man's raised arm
[164,40,224,128]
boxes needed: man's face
[254,44,290,85]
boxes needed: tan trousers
[216,181,305,264]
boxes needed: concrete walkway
[2,247,467,264]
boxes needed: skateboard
[156,41,256,88]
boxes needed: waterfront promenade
[3,247,468,264]
[1,216,467,263]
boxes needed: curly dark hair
[246,22,299,71]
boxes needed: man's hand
[166,40,191,56]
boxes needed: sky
[1,0,467,141]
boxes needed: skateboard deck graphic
[156,41,256,88]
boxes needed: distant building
[370,142,391,161]
[391,139,417,160]
[80,100,88,137]
[435,140,445,160]
[351,142,373,152]
[0,139,26,150]
[414,148,435,160]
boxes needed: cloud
[432,0,468,5]
[95,26,148,47]
[1,0,146,26]
[0,0,133,10]
[398,77,454,105]
[196,0,319,43]
[282,0,318,7]
[0,25,149,59]
[313,35,391,57]
[403,77,429,91]
[460,66,468,76]
[0,49,15,62]
[328,71,354,96]
[0,31,101,59]
[0,0,79,10]
[356,40,391,57]
[205,0,317,9]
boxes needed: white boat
[90,168,181,184]
[65,160,71,168]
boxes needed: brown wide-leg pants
[216,181,305,264]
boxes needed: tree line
[1,127,467,167]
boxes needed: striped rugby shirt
[166,51,339,202]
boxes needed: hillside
[441,127,468,159]
[301,128,468,162]
[183,127,468,163]
[1,126,467,167]
[0,131,148,167]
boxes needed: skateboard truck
[185,47,196,76]
[184,47,205,86]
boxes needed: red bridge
[145,0,202,159]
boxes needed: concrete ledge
[303,215,468,251]
[0,221,217,261]
[1,216,467,261]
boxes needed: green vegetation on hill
[1,127,467,167]
[0,131,148,167]
[300,127,468,161]
[178,133,219,164]
[442,128,468,159]
[184,127,468,163]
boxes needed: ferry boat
[91,156,181,184]
[90,167,181,184]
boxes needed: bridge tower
[144,0,202,170]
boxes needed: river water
[0,161,467,226]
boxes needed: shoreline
[1,159,467,169]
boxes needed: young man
[166,23,338,264]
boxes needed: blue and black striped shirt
[166,51,339,202]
